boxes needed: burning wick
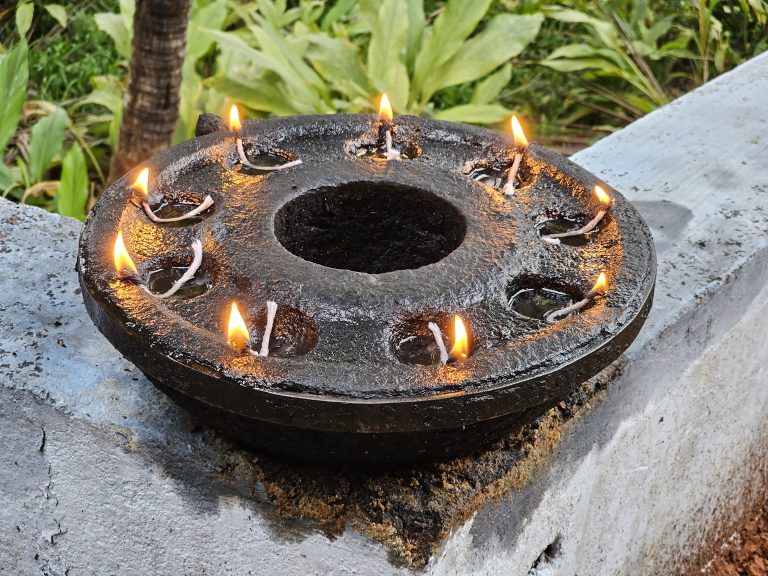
[541,185,613,245]
[132,168,214,223]
[259,301,278,357]
[226,300,279,356]
[502,116,528,196]
[229,105,302,171]
[154,239,203,299]
[428,315,470,364]
[378,94,401,161]
[113,231,140,281]
[546,272,607,323]
[227,302,251,352]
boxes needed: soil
[695,501,768,576]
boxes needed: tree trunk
[108,0,192,183]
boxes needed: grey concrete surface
[1,52,767,575]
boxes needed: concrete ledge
[1,53,767,575]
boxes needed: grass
[25,0,123,103]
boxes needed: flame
[511,116,528,148]
[227,302,250,350]
[449,315,469,361]
[113,231,138,276]
[132,168,149,198]
[594,185,611,206]
[591,272,608,295]
[229,104,241,133]
[378,93,393,122]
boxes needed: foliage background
[1,0,766,220]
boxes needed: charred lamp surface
[77,114,655,466]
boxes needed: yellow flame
[378,93,393,122]
[229,104,241,133]
[132,167,149,198]
[511,116,528,148]
[591,272,607,294]
[227,302,250,350]
[450,315,469,361]
[595,185,611,206]
[113,231,138,276]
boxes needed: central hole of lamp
[274,182,466,273]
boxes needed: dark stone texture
[78,114,655,465]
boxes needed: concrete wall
[1,52,767,576]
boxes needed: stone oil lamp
[78,113,655,466]
[131,167,214,223]
[229,104,302,171]
[501,115,529,196]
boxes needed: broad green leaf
[16,3,34,37]
[187,0,227,60]
[405,0,425,69]
[206,75,301,116]
[44,4,67,28]
[203,28,321,111]
[27,108,67,184]
[546,43,600,60]
[434,103,509,124]
[321,0,357,30]
[543,7,617,49]
[249,23,329,100]
[437,14,543,91]
[56,144,89,221]
[471,64,511,105]
[307,35,370,100]
[412,0,492,102]
[0,163,13,191]
[367,0,410,110]
[0,41,29,153]
[95,13,132,59]
[541,57,619,72]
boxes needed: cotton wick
[546,272,607,323]
[132,168,213,223]
[377,94,400,161]
[259,301,278,357]
[384,128,401,161]
[427,322,449,365]
[502,115,529,196]
[235,137,303,171]
[541,185,613,245]
[155,239,203,299]
[141,196,214,223]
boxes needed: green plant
[0,3,94,220]
[204,0,543,124]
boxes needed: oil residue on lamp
[428,314,470,364]
[541,185,613,245]
[378,94,401,161]
[227,301,251,351]
[546,272,607,323]
[502,116,529,196]
[229,104,302,172]
[113,231,139,279]
[132,168,214,223]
